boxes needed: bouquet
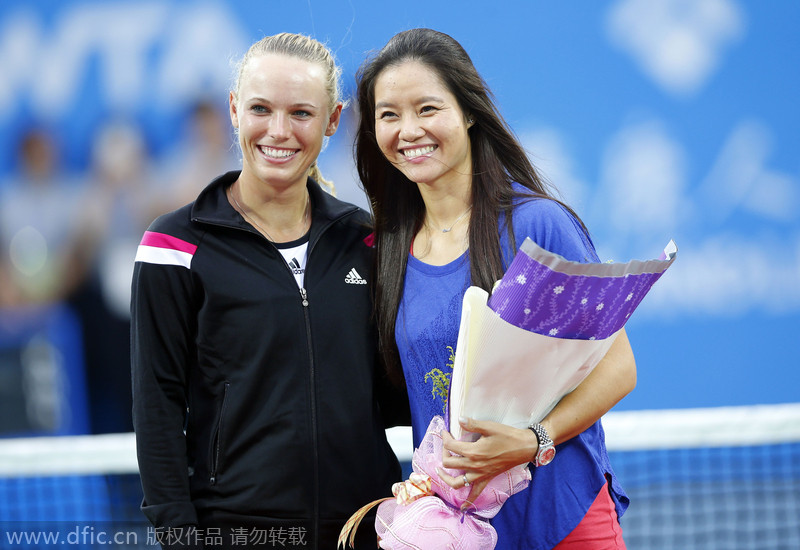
[339,238,677,549]
[449,237,677,438]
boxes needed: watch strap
[528,422,555,466]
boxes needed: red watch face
[539,447,556,465]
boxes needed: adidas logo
[344,268,367,285]
[289,257,303,275]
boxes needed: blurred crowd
[0,100,240,435]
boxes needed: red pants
[554,481,626,549]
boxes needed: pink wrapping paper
[376,416,531,549]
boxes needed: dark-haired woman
[356,28,634,548]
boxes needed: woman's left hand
[437,417,538,509]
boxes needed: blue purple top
[395,191,646,548]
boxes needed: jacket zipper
[298,286,318,547]
[280,221,331,549]
[201,204,353,546]
[250,223,322,547]
[210,381,230,485]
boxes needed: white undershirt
[274,235,310,288]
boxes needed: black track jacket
[131,172,405,548]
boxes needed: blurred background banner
[0,0,798,421]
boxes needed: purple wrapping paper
[488,238,677,339]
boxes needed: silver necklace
[229,184,309,242]
[429,206,472,233]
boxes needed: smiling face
[230,53,341,191]
[373,60,472,191]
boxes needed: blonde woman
[132,33,405,549]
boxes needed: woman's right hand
[437,416,538,509]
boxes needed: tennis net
[1,403,799,549]
[603,404,800,550]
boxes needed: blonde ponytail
[308,162,336,196]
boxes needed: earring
[468,117,475,125]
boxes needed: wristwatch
[528,422,556,466]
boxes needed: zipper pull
[300,287,309,307]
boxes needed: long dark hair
[355,28,587,384]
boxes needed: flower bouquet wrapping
[339,237,677,549]
[448,237,678,440]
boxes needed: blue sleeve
[503,197,599,265]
